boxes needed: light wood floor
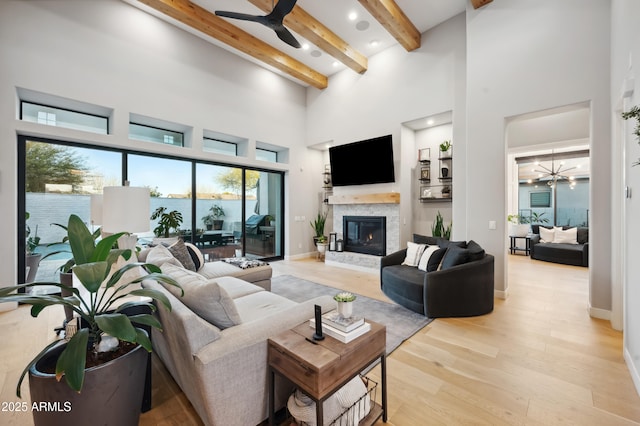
[1,255,639,425]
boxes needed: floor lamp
[102,186,150,250]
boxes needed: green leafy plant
[439,140,452,152]
[151,207,183,238]
[202,205,225,226]
[310,211,327,238]
[621,105,640,166]
[0,214,181,396]
[42,222,102,273]
[530,212,549,224]
[507,214,524,224]
[431,211,452,239]
[333,292,356,303]
[25,212,40,255]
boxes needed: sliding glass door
[244,169,283,258]
[20,137,285,283]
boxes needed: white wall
[0,0,322,292]
[611,0,640,396]
[307,13,467,249]
[465,0,611,298]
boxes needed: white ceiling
[129,0,467,82]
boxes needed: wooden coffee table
[268,319,387,425]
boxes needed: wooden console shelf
[328,192,399,205]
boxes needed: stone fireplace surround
[325,193,400,270]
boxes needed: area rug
[271,275,433,355]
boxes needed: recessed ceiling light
[426,119,434,126]
[348,11,357,21]
[332,61,339,67]
[302,43,309,50]
[369,39,379,47]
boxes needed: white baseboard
[494,289,508,300]
[588,305,612,321]
[325,259,377,273]
[285,252,315,260]
[624,347,640,397]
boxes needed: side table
[268,320,387,425]
[509,235,531,255]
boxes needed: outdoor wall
[611,0,640,396]
[0,0,321,291]
[465,0,611,299]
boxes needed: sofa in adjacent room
[529,225,589,267]
[380,235,494,318]
[140,243,334,426]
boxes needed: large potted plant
[151,206,183,238]
[0,214,181,425]
[310,210,328,246]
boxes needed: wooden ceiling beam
[471,0,493,9]
[249,0,368,74]
[137,0,328,89]
[358,0,421,52]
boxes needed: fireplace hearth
[343,216,386,256]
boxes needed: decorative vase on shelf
[441,167,449,178]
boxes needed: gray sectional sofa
[140,244,334,426]
[380,235,494,318]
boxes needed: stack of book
[309,311,371,343]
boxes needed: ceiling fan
[215,0,301,48]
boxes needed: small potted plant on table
[334,292,357,318]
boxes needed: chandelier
[532,154,577,189]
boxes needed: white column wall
[465,0,611,297]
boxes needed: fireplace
[343,216,386,256]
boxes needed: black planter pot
[29,339,147,426]
[212,220,224,230]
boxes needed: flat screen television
[329,135,395,186]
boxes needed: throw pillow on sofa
[168,239,197,272]
[553,227,578,244]
[417,245,441,272]
[539,227,555,243]
[402,242,427,266]
[439,245,471,270]
[146,244,184,268]
[466,240,486,261]
[160,263,242,329]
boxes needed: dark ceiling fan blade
[268,0,298,22]
[215,0,300,48]
[274,26,301,48]
[215,10,265,24]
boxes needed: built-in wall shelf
[328,192,400,205]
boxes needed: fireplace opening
[343,216,386,256]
